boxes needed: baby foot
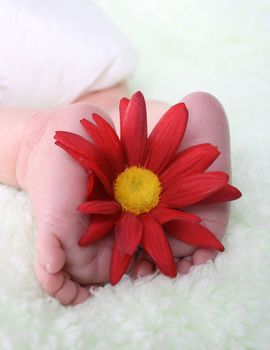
[17,103,133,305]
[130,92,232,277]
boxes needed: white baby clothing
[0,0,136,108]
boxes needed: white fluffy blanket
[0,1,269,349]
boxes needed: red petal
[151,206,201,225]
[115,212,143,255]
[54,141,113,196]
[120,91,148,166]
[77,200,121,215]
[78,214,118,246]
[94,113,126,172]
[140,214,177,278]
[110,243,133,285]
[144,103,188,174]
[160,171,228,208]
[119,97,129,140]
[160,143,220,188]
[81,115,125,175]
[86,173,95,200]
[79,119,101,145]
[86,175,112,201]
[54,131,108,166]
[197,183,242,204]
[165,221,224,251]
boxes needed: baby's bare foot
[17,103,130,305]
[129,92,232,277]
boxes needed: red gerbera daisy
[54,91,242,285]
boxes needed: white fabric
[0,0,136,108]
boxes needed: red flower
[54,91,241,285]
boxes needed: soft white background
[0,1,270,349]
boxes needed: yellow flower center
[113,166,162,215]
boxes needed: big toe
[129,250,155,279]
[192,248,217,266]
[36,230,66,274]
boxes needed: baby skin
[3,83,231,305]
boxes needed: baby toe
[129,251,155,278]
[131,259,155,278]
[192,248,217,265]
[71,286,90,305]
[34,260,64,295]
[177,256,193,274]
[36,232,66,274]
[53,277,79,305]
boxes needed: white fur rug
[0,1,270,349]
